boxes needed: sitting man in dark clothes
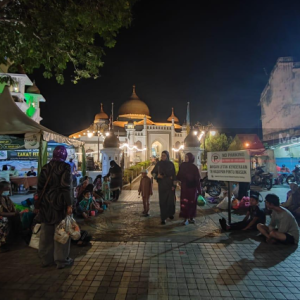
[219,191,266,231]
[257,194,299,245]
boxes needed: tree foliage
[0,0,135,84]
[228,136,243,151]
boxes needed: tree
[0,0,135,84]
[201,133,230,167]
[228,136,243,151]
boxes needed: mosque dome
[26,82,40,94]
[118,85,150,117]
[167,107,179,123]
[103,131,120,148]
[184,131,200,148]
[94,103,109,121]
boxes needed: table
[10,176,38,190]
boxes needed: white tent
[0,86,85,173]
[0,86,83,147]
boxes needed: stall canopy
[0,86,86,175]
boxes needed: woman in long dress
[37,145,73,269]
[177,153,201,225]
[151,151,176,224]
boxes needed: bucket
[90,211,96,216]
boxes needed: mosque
[70,85,195,171]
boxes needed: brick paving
[1,186,300,300]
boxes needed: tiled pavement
[1,188,300,300]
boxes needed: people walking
[138,169,153,217]
[177,153,201,225]
[108,160,122,201]
[37,145,74,269]
[151,151,176,224]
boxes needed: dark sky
[32,0,300,136]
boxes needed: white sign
[207,150,251,182]
[24,133,40,149]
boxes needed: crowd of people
[0,146,299,267]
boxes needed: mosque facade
[70,85,190,169]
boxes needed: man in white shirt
[257,194,299,245]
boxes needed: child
[219,191,266,231]
[102,176,110,201]
[78,190,94,219]
[138,170,153,217]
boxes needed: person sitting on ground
[138,170,153,217]
[282,183,300,218]
[27,166,36,177]
[102,176,110,201]
[93,176,103,196]
[257,194,299,245]
[78,190,94,219]
[0,181,21,252]
[219,191,266,231]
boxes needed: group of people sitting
[219,190,299,245]
[74,160,122,219]
[1,165,36,177]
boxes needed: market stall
[0,86,86,180]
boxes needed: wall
[261,57,300,141]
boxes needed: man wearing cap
[219,191,266,231]
[257,194,299,244]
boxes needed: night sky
[31,0,300,136]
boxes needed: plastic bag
[239,196,250,209]
[232,199,240,210]
[29,224,41,249]
[217,197,228,210]
[197,195,206,206]
[54,216,81,244]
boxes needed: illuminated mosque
[70,85,193,170]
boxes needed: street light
[87,132,93,138]
[210,130,216,136]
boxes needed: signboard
[0,135,24,150]
[207,150,251,182]
[24,133,40,149]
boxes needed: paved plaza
[1,186,300,300]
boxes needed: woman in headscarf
[37,145,74,269]
[177,153,201,225]
[151,150,176,224]
[108,160,122,201]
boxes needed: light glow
[120,143,146,152]
[105,132,110,137]
[210,131,216,136]
[87,132,93,138]
[172,145,184,152]
[193,131,198,135]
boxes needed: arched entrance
[151,141,163,158]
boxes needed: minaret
[186,102,190,126]
[111,102,114,130]
[171,115,175,159]
[186,102,191,135]
[144,115,148,161]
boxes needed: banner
[0,135,24,150]
[24,133,40,149]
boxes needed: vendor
[27,166,37,177]
[0,181,21,252]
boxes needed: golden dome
[95,103,109,120]
[167,107,179,123]
[118,85,150,117]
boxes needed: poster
[0,135,24,150]
[24,133,40,149]
[207,150,251,182]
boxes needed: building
[0,63,46,124]
[260,57,300,170]
[70,85,189,168]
